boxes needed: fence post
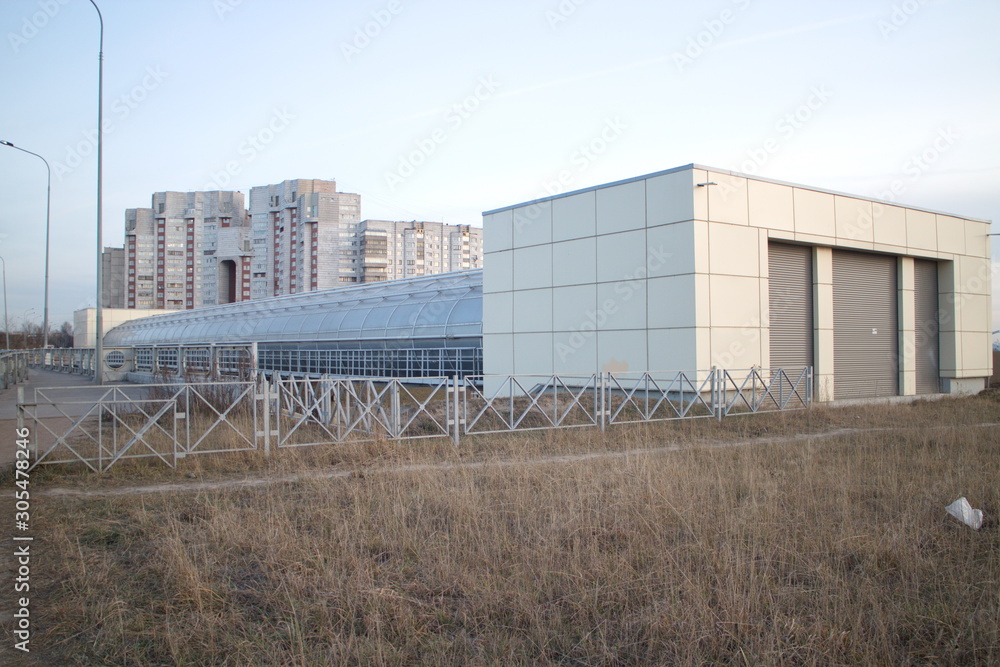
[807,366,814,407]
[779,368,785,408]
[260,374,271,458]
[714,367,724,422]
[599,372,607,432]
[391,380,401,440]
[451,375,461,447]
[334,380,343,441]
[321,376,332,425]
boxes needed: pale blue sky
[1,0,998,332]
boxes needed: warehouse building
[482,164,993,400]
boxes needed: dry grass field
[2,392,998,665]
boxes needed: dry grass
[4,393,999,665]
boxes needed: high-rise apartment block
[125,191,249,310]
[248,179,362,298]
[118,180,482,311]
[100,246,126,308]
[358,220,483,282]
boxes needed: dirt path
[36,421,1000,499]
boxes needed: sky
[1,0,998,336]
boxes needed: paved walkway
[0,369,136,467]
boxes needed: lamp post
[0,255,9,350]
[88,0,105,384]
[0,140,51,349]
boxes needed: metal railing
[23,343,481,382]
[25,348,96,375]
[272,375,455,448]
[16,367,812,472]
[720,367,812,416]
[463,374,601,435]
[1,351,30,389]
[605,371,719,424]
[18,379,261,472]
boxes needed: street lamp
[88,0,105,384]
[1,140,52,349]
[0,255,9,350]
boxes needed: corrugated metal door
[768,243,813,372]
[833,251,898,399]
[914,259,940,394]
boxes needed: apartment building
[125,191,248,310]
[248,179,362,298]
[100,246,126,308]
[358,220,483,282]
[117,181,483,310]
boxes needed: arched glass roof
[104,270,483,347]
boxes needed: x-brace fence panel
[462,375,600,435]
[23,381,261,471]
[176,381,260,455]
[25,391,179,472]
[722,368,812,415]
[273,376,454,448]
[606,372,718,425]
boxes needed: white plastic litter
[945,497,984,530]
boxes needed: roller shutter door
[833,251,898,399]
[914,260,940,394]
[768,243,813,372]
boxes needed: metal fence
[23,343,482,382]
[2,351,30,389]
[18,380,261,472]
[17,367,811,472]
[274,375,460,449]
[25,348,97,375]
